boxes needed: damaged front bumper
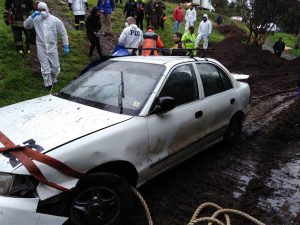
[0,196,68,225]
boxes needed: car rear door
[146,63,207,173]
[195,62,238,139]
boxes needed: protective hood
[38,2,49,18]
[0,95,132,172]
[203,14,208,19]
[38,2,49,12]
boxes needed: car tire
[222,115,243,147]
[68,172,133,225]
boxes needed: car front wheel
[69,172,133,225]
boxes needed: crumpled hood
[0,95,132,171]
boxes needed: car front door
[146,63,206,174]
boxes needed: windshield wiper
[118,71,124,114]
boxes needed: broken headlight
[0,172,38,197]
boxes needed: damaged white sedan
[0,56,250,225]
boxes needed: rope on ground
[131,186,153,225]
[131,187,265,225]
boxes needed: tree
[279,2,300,34]
[240,0,297,45]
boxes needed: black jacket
[85,7,101,33]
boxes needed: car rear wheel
[69,172,133,225]
[223,115,243,147]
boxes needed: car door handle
[230,98,235,104]
[195,111,203,119]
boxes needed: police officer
[118,16,143,55]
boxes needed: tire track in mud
[131,98,300,225]
[227,98,300,225]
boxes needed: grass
[0,0,297,108]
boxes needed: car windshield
[57,60,166,115]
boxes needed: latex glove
[63,45,70,56]
[31,11,40,19]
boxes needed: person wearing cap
[24,2,69,89]
[181,26,196,55]
[141,25,163,56]
[195,14,212,49]
[118,16,143,55]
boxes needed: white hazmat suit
[24,2,69,88]
[68,0,87,16]
[184,6,196,33]
[195,14,212,49]
[118,24,143,55]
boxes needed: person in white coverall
[118,16,143,55]
[184,3,196,33]
[68,0,88,30]
[24,2,69,89]
[195,14,212,49]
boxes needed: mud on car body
[0,56,250,225]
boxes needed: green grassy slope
[0,0,297,108]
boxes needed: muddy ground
[48,2,300,224]
[133,37,300,225]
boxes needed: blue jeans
[173,20,181,33]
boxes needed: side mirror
[155,96,176,114]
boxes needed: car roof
[110,56,221,67]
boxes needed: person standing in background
[273,37,285,57]
[24,2,69,89]
[184,3,196,33]
[97,0,114,36]
[144,0,153,28]
[195,14,212,49]
[85,7,102,58]
[171,32,185,56]
[4,0,34,55]
[182,26,196,56]
[135,0,144,30]
[124,0,135,19]
[118,16,143,55]
[141,25,163,56]
[68,0,88,30]
[173,2,183,33]
[153,0,164,30]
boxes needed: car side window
[218,68,233,91]
[159,64,199,106]
[196,63,233,97]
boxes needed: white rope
[131,187,265,225]
[131,187,153,225]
